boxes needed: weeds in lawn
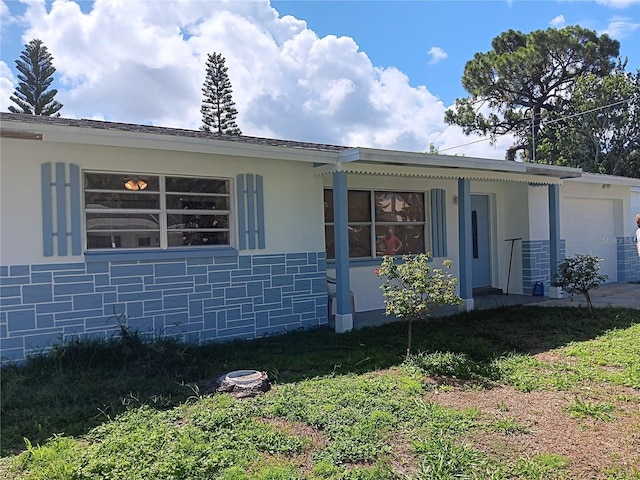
[490,416,531,435]
[2,306,639,479]
[513,453,570,479]
[566,396,616,421]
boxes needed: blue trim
[247,174,256,250]
[42,163,54,257]
[55,162,68,256]
[85,247,239,263]
[236,174,246,250]
[457,179,472,300]
[256,175,265,249]
[430,189,447,257]
[548,185,561,281]
[332,171,351,316]
[326,256,435,268]
[69,164,82,255]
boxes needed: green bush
[551,253,608,311]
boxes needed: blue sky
[1,0,638,158]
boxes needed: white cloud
[602,16,640,39]
[596,0,640,8]
[549,15,566,27]
[8,0,509,159]
[0,60,16,111]
[427,46,448,65]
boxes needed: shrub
[375,254,461,357]
[551,253,608,311]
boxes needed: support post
[548,184,563,299]
[332,170,353,332]
[458,178,474,311]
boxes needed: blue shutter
[42,162,82,256]
[236,174,265,250]
[430,188,447,257]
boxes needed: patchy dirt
[427,382,640,479]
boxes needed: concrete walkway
[345,282,640,330]
[535,282,640,310]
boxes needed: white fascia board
[315,162,564,184]
[524,163,582,179]
[566,173,640,187]
[3,121,340,164]
[344,147,528,173]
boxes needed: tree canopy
[9,39,63,116]
[536,66,639,177]
[200,52,241,135]
[445,26,619,161]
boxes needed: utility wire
[438,96,636,153]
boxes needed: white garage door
[563,198,617,283]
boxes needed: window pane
[325,225,335,260]
[85,192,159,209]
[376,225,424,256]
[85,173,159,191]
[375,192,424,222]
[168,231,229,246]
[167,214,229,230]
[348,191,370,222]
[87,232,160,249]
[86,213,159,231]
[349,225,371,257]
[166,177,228,194]
[324,189,334,223]
[166,194,229,211]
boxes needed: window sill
[326,255,435,268]
[84,247,238,263]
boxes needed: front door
[471,195,491,288]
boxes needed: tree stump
[211,370,270,399]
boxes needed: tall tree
[536,67,640,178]
[9,39,63,116]
[200,52,241,135]
[445,26,619,160]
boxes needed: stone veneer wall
[522,240,566,296]
[617,237,640,282]
[0,252,328,363]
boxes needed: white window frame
[324,188,429,260]
[83,171,233,251]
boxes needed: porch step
[472,287,504,296]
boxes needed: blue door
[471,195,491,288]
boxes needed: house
[1,112,639,363]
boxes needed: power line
[438,96,636,154]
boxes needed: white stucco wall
[0,137,325,266]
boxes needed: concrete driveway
[537,283,640,310]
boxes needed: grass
[1,305,640,479]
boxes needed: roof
[0,112,601,183]
[0,112,347,153]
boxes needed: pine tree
[9,39,63,116]
[200,52,241,135]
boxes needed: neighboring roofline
[566,172,640,187]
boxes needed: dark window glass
[85,173,159,191]
[168,231,229,246]
[348,191,370,222]
[85,192,159,210]
[166,194,229,211]
[166,177,228,194]
[324,190,334,223]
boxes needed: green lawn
[1,306,639,479]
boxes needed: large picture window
[84,173,231,250]
[324,189,426,260]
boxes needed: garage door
[563,198,617,283]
